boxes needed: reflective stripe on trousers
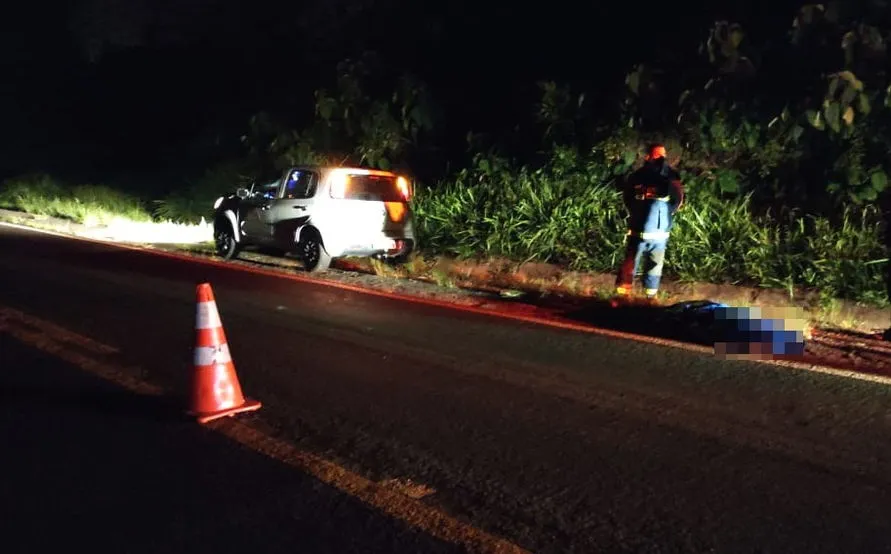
[627,229,670,241]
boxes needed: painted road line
[2,221,888,386]
[0,305,531,554]
[0,307,161,396]
[0,305,120,356]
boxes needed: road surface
[2,224,891,553]
[0,337,458,554]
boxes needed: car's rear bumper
[338,237,414,259]
[377,238,414,259]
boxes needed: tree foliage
[242,53,437,174]
[619,1,890,209]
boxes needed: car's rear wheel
[298,231,331,273]
[214,218,239,260]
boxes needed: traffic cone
[188,283,261,424]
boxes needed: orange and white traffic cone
[188,283,261,424]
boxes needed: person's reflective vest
[622,160,684,242]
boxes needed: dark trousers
[615,236,667,295]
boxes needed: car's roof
[293,165,397,177]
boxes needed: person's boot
[644,288,660,306]
[611,285,632,308]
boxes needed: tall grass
[0,174,152,225]
[413,154,889,306]
[413,152,627,267]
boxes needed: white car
[212,166,416,272]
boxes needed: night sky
[3,0,804,190]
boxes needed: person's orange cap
[648,145,667,160]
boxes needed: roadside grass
[171,242,216,254]
[0,174,152,225]
[360,254,887,332]
[412,157,889,308]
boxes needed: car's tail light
[385,201,406,222]
[396,176,411,201]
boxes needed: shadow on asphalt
[1,383,187,423]
[496,293,722,347]
[562,300,718,346]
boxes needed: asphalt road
[2,224,891,553]
[0,337,457,554]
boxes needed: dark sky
[2,0,805,187]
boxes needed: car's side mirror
[236,187,250,199]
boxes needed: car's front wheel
[214,217,239,260]
[297,231,331,273]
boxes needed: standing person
[614,144,685,302]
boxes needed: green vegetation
[0,174,152,225]
[413,150,887,305]
[2,2,888,308]
[234,2,889,306]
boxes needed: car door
[241,171,284,242]
[264,168,319,247]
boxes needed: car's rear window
[333,174,405,202]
